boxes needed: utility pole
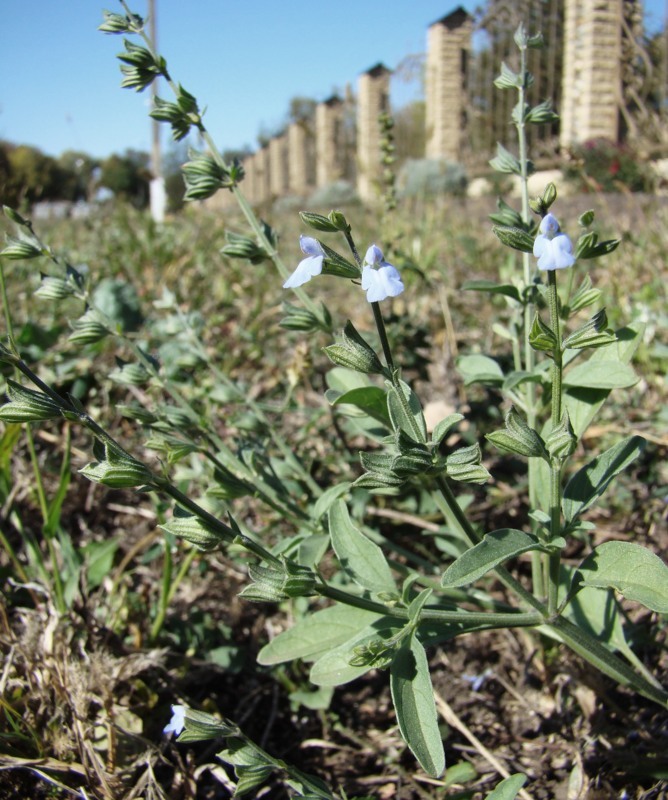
[148,0,166,222]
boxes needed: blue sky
[2,1,665,160]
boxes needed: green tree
[99,149,150,207]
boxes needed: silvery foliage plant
[0,7,666,798]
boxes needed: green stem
[546,269,563,616]
[150,535,173,642]
[319,584,541,628]
[371,301,395,375]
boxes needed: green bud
[160,510,230,551]
[494,62,522,90]
[526,101,559,125]
[1,234,43,260]
[68,310,109,345]
[568,275,601,314]
[489,143,521,175]
[492,225,534,254]
[445,443,491,484]
[299,211,338,233]
[98,9,144,33]
[324,320,384,374]
[319,241,360,279]
[79,451,154,489]
[545,412,577,460]
[0,380,63,422]
[528,313,558,353]
[3,206,30,226]
[578,210,595,227]
[34,275,77,300]
[177,708,239,743]
[563,308,616,350]
[238,560,317,602]
[220,231,268,264]
[486,406,548,459]
[109,360,151,386]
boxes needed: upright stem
[546,269,563,616]
[516,41,543,599]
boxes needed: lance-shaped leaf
[432,412,465,447]
[486,406,547,459]
[442,528,545,588]
[329,499,395,594]
[564,359,638,390]
[457,354,505,386]
[562,435,645,524]
[390,634,445,778]
[386,379,427,443]
[258,605,382,666]
[485,774,528,800]
[0,380,64,422]
[332,386,390,426]
[573,542,668,614]
[461,279,521,302]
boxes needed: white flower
[533,213,575,271]
[163,704,186,736]
[361,244,404,303]
[283,236,325,288]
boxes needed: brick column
[243,153,256,204]
[288,121,312,195]
[253,146,271,203]
[356,63,391,202]
[315,96,344,187]
[560,0,623,148]
[425,8,472,161]
[269,133,288,197]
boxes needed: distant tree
[393,100,426,161]
[57,150,100,202]
[287,96,317,124]
[99,149,150,207]
[2,143,62,206]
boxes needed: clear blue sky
[1,1,665,161]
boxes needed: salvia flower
[163,704,186,736]
[533,213,575,271]
[283,236,325,288]
[361,244,404,303]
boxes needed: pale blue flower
[163,704,186,736]
[361,244,404,303]
[283,236,325,288]
[533,213,575,271]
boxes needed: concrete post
[315,96,344,187]
[356,63,391,202]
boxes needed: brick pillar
[269,133,288,197]
[560,0,623,148]
[356,63,391,202]
[288,121,312,195]
[315,96,344,187]
[255,146,270,203]
[425,8,472,161]
[243,153,256,203]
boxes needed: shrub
[397,158,468,198]
[564,137,654,193]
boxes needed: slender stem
[371,301,395,375]
[150,536,173,642]
[319,584,541,628]
[546,269,563,616]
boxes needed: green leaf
[390,634,445,777]
[563,360,638,390]
[310,619,398,686]
[562,435,645,524]
[329,500,395,594]
[312,482,351,521]
[574,542,668,613]
[461,280,521,302]
[332,386,390,426]
[442,529,544,587]
[484,774,528,800]
[386,379,427,443]
[432,413,465,446]
[257,605,382,665]
[564,323,644,438]
[456,354,504,386]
